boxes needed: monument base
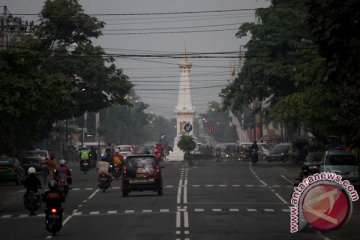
[167,145,184,161]
[167,136,184,161]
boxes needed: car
[267,143,295,162]
[257,143,270,161]
[117,145,135,158]
[238,142,253,161]
[22,156,46,174]
[122,154,163,197]
[303,152,324,174]
[23,149,50,174]
[214,143,239,160]
[0,155,26,185]
[319,150,360,186]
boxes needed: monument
[168,46,196,161]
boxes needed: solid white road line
[87,189,100,200]
[184,211,189,228]
[281,174,295,185]
[176,211,181,228]
[275,193,288,204]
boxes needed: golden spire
[179,44,192,70]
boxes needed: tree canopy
[0,0,133,155]
[221,0,360,147]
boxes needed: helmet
[50,153,55,159]
[48,179,58,190]
[59,159,66,165]
[28,167,36,174]
[115,148,120,153]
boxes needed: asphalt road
[0,158,359,240]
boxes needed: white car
[117,145,135,158]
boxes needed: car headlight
[279,153,285,156]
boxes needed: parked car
[257,143,270,161]
[23,149,50,174]
[267,143,295,162]
[0,155,26,185]
[122,155,163,197]
[319,150,360,186]
[303,152,324,174]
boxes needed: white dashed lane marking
[0,207,291,219]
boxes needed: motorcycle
[98,172,112,192]
[154,151,163,162]
[24,191,41,215]
[250,148,258,166]
[45,207,63,236]
[110,162,122,180]
[57,177,69,197]
[80,159,90,174]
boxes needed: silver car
[319,150,360,186]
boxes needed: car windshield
[126,157,156,169]
[27,151,47,157]
[306,153,324,163]
[225,145,238,152]
[272,144,289,152]
[259,144,270,150]
[326,154,357,165]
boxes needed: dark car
[267,143,295,162]
[122,155,163,197]
[0,156,26,185]
[22,156,45,174]
[23,149,50,174]
[214,143,240,161]
[303,152,324,174]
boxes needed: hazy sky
[1,0,270,119]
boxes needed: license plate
[136,173,147,178]
[129,178,155,184]
[83,162,88,165]
[49,215,59,219]
[309,166,318,169]
[99,177,108,181]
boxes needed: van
[319,150,360,186]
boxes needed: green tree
[305,0,360,146]
[177,135,197,164]
[0,0,132,155]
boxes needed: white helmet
[59,159,66,165]
[115,148,120,153]
[28,167,36,174]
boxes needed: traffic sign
[206,125,215,134]
[160,133,166,140]
[184,123,193,133]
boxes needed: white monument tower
[168,46,196,161]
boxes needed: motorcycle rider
[154,143,164,161]
[54,159,72,185]
[101,148,112,162]
[112,148,123,166]
[79,146,90,171]
[44,153,57,180]
[23,167,42,211]
[89,146,98,169]
[97,155,112,187]
[42,179,65,223]
[249,140,259,163]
